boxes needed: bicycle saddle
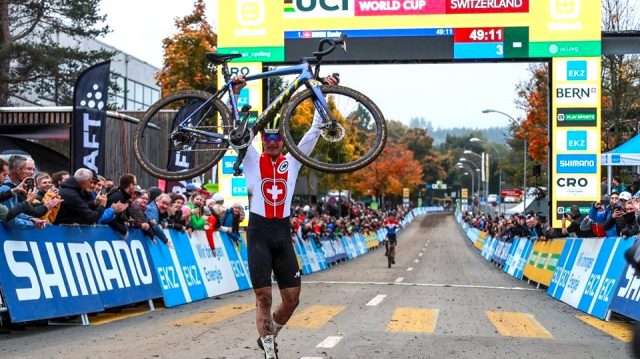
[205,52,242,64]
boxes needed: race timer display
[453,27,529,59]
[284,26,530,62]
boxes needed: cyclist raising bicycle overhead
[383,211,402,267]
[232,74,339,359]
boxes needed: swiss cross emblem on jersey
[261,178,287,206]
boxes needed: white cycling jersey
[243,112,322,219]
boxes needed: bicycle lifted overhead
[134,35,387,180]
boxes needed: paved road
[0,213,633,358]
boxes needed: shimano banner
[0,225,161,322]
[72,61,111,174]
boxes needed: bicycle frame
[177,62,333,143]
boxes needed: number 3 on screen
[496,45,504,56]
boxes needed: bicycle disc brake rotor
[321,122,345,142]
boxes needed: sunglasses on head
[263,133,282,142]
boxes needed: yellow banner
[522,238,567,286]
[218,0,283,48]
[474,231,487,250]
[550,57,601,228]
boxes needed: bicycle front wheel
[280,85,387,173]
[133,90,231,181]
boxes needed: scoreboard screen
[283,26,530,62]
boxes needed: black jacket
[106,187,132,235]
[54,177,105,225]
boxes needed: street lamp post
[457,162,477,213]
[463,149,487,213]
[469,138,503,216]
[482,109,527,213]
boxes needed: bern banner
[72,61,111,174]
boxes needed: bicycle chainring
[228,128,254,150]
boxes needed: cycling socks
[260,335,278,359]
[273,319,284,337]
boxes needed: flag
[71,61,111,174]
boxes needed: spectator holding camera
[560,204,592,238]
[0,155,51,228]
[604,192,640,238]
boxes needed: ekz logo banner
[555,59,598,82]
[557,107,597,127]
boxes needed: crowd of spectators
[1,154,411,251]
[463,176,640,241]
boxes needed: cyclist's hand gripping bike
[133,35,387,180]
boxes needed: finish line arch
[217,0,603,228]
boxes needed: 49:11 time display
[468,28,503,41]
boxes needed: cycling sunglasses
[263,133,282,142]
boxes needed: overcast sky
[98,0,530,129]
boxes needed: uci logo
[295,0,349,11]
[278,160,289,174]
[557,177,588,187]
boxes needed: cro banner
[547,236,632,319]
[0,225,161,323]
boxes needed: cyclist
[383,211,402,266]
[232,74,339,359]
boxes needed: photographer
[0,155,49,228]
[604,193,640,238]
[589,195,618,237]
[561,205,592,238]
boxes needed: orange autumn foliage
[348,142,423,198]
[155,0,217,96]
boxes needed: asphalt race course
[0,213,633,358]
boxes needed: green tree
[0,0,112,106]
[155,0,217,96]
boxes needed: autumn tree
[0,0,112,106]
[155,0,217,96]
[516,63,549,165]
[349,142,423,207]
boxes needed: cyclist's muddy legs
[273,286,301,327]
[255,287,274,336]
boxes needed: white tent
[601,134,640,192]
[504,195,537,215]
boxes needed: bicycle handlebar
[313,34,348,58]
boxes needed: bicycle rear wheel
[280,85,386,173]
[133,90,231,181]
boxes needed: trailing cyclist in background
[134,35,387,180]
[384,211,402,268]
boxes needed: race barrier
[455,210,640,322]
[0,225,162,322]
[547,236,633,320]
[0,206,444,323]
[522,238,566,287]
